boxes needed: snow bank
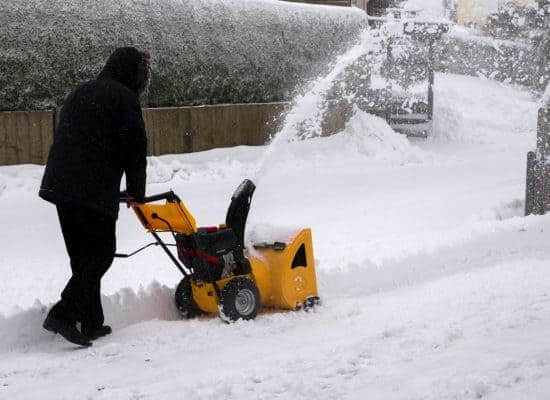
[145,154,256,186]
[0,0,367,111]
[0,282,178,351]
[0,165,44,196]
[341,108,425,164]
[433,73,537,144]
[320,214,550,297]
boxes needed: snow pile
[0,165,44,198]
[0,0,367,111]
[0,282,178,351]
[0,302,50,351]
[101,282,180,329]
[247,223,304,250]
[145,156,252,186]
[340,108,425,164]
[433,73,537,145]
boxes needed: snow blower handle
[119,191,139,208]
[119,190,180,207]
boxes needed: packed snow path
[1,74,549,399]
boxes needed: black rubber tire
[219,277,260,322]
[174,276,203,319]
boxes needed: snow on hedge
[435,27,536,87]
[0,0,367,111]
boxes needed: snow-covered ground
[1,72,548,399]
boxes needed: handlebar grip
[120,191,180,204]
[141,191,180,203]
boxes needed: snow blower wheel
[220,277,260,322]
[175,276,202,319]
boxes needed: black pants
[48,205,116,330]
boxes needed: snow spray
[252,29,376,182]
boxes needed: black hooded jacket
[39,47,147,218]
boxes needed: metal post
[539,107,550,214]
[427,39,435,121]
[530,106,550,215]
[385,38,394,123]
[525,151,537,216]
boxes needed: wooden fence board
[0,111,54,165]
[29,112,50,164]
[40,113,54,163]
[16,113,31,164]
[0,114,6,165]
[4,113,19,165]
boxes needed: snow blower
[116,180,320,322]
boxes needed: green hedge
[0,0,367,111]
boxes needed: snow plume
[0,282,178,351]
[253,29,376,180]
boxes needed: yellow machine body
[130,200,319,315]
[133,201,197,234]
[189,229,319,313]
[249,229,319,310]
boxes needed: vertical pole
[427,38,435,122]
[531,106,550,215]
[385,38,393,123]
[525,151,536,216]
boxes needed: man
[39,47,151,347]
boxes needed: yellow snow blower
[117,180,319,322]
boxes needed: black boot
[82,325,112,341]
[43,315,92,347]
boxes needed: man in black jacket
[40,47,150,347]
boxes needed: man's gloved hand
[120,190,143,207]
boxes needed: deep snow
[0,71,548,399]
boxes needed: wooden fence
[525,106,550,215]
[0,111,54,166]
[143,103,287,156]
[0,101,352,166]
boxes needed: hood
[97,47,142,93]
